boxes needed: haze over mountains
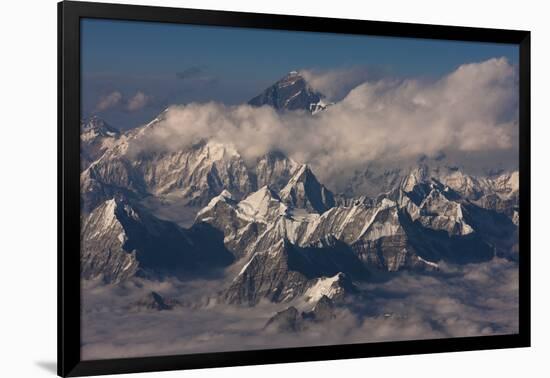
[80,67,519,358]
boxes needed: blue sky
[81,18,518,129]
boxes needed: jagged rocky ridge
[193,167,516,305]
[80,125,305,213]
[81,116,120,170]
[81,195,233,284]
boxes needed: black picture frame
[58,1,531,376]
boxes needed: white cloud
[126,91,151,111]
[95,91,122,111]
[127,58,518,190]
[95,91,152,113]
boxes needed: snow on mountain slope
[81,139,255,212]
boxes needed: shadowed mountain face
[81,196,234,284]
[248,71,325,112]
[222,238,367,306]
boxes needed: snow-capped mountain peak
[237,186,288,222]
[279,164,335,213]
[248,71,325,112]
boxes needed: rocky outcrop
[279,165,335,214]
[264,306,303,333]
[131,291,180,311]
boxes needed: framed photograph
[58,1,530,376]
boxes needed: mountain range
[80,71,519,313]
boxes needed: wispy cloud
[95,91,122,111]
[95,91,152,113]
[176,66,218,85]
[126,91,151,111]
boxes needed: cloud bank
[80,257,518,360]
[128,58,518,189]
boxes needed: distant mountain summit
[81,115,120,139]
[248,71,328,113]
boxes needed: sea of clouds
[81,257,518,360]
